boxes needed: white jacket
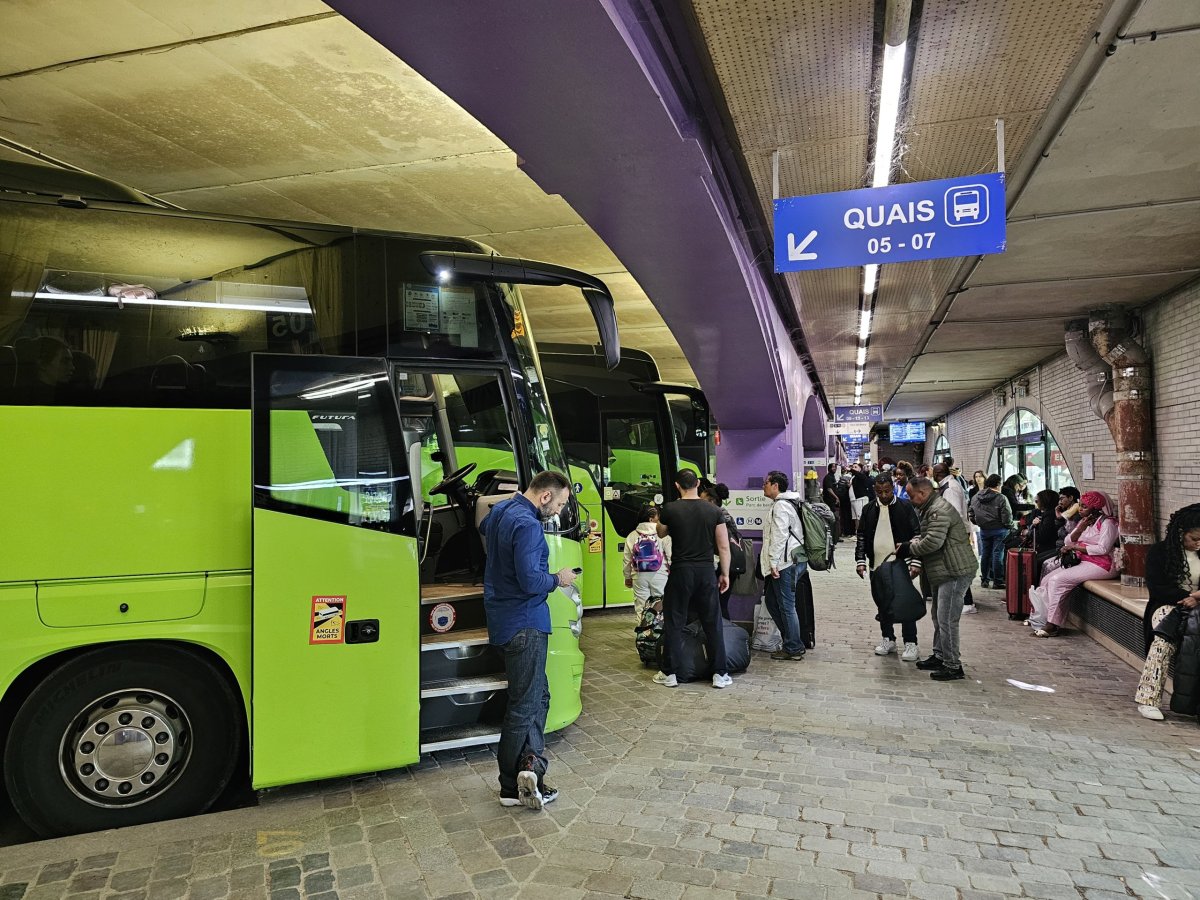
[761,491,804,575]
[939,476,969,525]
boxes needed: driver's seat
[472,469,521,554]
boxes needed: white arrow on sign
[788,229,819,261]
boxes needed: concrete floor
[2,555,1199,900]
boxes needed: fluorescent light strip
[32,291,313,316]
[872,41,908,188]
[855,369,865,385]
[858,310,872,341]
[863,263,879,296]
[856,346,867,366]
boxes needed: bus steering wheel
[429,462,477,497]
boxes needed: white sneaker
[653,671,677,687]
[1138,705,1164,721]
[962,604,978,614]
[874,639,896,656]
[901,643,919,662]
[712,673,732,689]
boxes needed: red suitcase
[1005,548,1036,620]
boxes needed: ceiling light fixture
[863,263,879,296]
[856,0,911,409]
[31,290,313,316]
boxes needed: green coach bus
[0,168,618,836]
[540,344,715,609]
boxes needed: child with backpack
[624,505,671,617]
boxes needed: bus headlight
[569,617,583,638]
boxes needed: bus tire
[3,642,242,837]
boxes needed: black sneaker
[980,580,990,589]
[770,649,805,660]
[931,666,965,681]
[915,654,944,671]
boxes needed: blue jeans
[979,528,1009,584]
[764,562,806,655]
[497,627,550,795]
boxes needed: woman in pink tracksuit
[1028,491,1119,637]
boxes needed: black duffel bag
[870,554,927,624]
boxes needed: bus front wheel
[4,643,242,837]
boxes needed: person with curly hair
[1134,504,1200,721]
[1026,491,1119,637]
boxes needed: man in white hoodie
[761,471,807,661]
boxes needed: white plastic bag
[751,602,782,651]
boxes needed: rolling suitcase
[796,568,816,649]
[1005,548,1036,621]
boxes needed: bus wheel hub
[62,691,190,806]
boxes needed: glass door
[251,354,420,787]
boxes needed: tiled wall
[942,278,1200,538]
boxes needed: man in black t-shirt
[655,469,732,689]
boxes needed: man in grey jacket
[902,477,979,681]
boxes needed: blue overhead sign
[835,405,882,423]
[773,172,1006,273]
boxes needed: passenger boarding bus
[0,166,619,837]
[540,344,714,608]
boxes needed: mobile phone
[572,567,583,574]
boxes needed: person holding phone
[480,471,578,811]
[1027,491,1119,637]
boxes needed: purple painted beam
[329,0,812,430]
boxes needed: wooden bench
[1068,579,1152,674]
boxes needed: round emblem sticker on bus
[429,603,456,634]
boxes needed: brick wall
[943,277,1200,538]
[1143,278,1200,534]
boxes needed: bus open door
[250,354,421,787]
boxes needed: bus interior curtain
[0,212,55,345]
[82,327,118,387]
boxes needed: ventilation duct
[1064,319,1113,420]
[1088,309,1154,586]
[1064,310,1154,586]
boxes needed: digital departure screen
[889,421,926,444]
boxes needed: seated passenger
[1054,486,1082,547]
[14,335,75,403]
[1134,503,1200,721]
[68,350,98,391]
[1026,489,1061,554]
[623,505,671,617]
[1027,491,1119,637]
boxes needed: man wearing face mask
[480,471,578,811]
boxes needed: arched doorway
[987,408,1074,495]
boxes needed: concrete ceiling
[0,1,696,384]
[1,0,1197,425]
[692,0,1200,420]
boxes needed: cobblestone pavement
[3,552,1200,899]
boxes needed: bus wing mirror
[582,288,619,370]
[419,250,621,370]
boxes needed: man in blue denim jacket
[480,470,576,810]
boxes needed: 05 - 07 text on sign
[772,172,1007,273]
